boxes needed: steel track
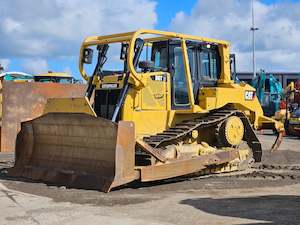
[143,109,263,162]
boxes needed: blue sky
[0,0,300,79]
[157,0,299,29]
[4,0,199,78]
[156,0,197,29]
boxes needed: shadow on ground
[180,195,300,225]
[262,150,300,164]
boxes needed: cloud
[0,59,10,70]
[63,66,72,75]
[0,0,157,72]
[21,58,49,74]
[170,0,300,72]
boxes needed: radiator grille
[94,89,121,120]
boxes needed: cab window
[199,51,210,78]
[153,47,168,69]
[172,46,189,106]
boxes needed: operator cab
[149,40,220,107]
[82,38,222,119]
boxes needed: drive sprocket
[216,115,244,147]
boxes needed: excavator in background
[9,29,284,192]
[276,80,300,136]
[251,70,283,117]
[0,71,33,82]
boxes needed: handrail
[79,29,230,86]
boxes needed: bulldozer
[34,71,79,84]
[9,29,283,192]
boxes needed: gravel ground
[0,133,299,225]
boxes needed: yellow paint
[182,40,195,107]
[199,82,283,130]
[43,29,284,139]
[224,116,244,146]
[289,117,300,123]
[191,130,199,139]
[197,148,250,175]
[217,44,233,84]
[44,97,96,116]
[36,72,72,78]
[79,29,229,87]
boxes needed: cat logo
[245,90,255,100]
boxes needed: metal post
[0,64,4,73]
[250,0,259,78]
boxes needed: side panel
[141,75,168,110]
[1,81,86,152]
[199,83,283,131]
[199,83,263,125]
[199,83,262,113]
[123,73,173,138]
[122,73,200,139]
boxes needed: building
[236,72,300,88]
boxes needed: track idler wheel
[216,116,244,147]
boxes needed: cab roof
[35,72,72,78]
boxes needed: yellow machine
[9,29,283,192]
[274,82,295,122]
[275,81,300,136]
[34,71,74,83]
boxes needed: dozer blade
[1,81,86,152]
[8,113,137,192]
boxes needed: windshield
[34,76,73,83]
[83,39,171,78]
[152,46,168,69]
[83,43,126,77]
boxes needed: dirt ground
[0,133,299,225]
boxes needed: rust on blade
[136,140,167,163]
[139,150,239,182]
[1,81,86,152]
[107,121,139,191]
[9,113,137,192]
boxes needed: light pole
[250,0,259,78]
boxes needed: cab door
[169,42,190,109]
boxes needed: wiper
[93,44,109,79]
[86,44,109,99]
[111,38,144,122]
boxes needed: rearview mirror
[82,48,93,64]
[120,43,128,60]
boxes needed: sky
[0,0,300,79]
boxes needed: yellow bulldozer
[9,29,283,192]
